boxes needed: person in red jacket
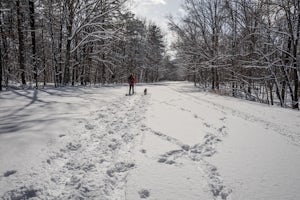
[128,73,136,95]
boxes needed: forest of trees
[169,0,300,109]
[1,0,299,109]
[0,0,171,91]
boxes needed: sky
[129,0,184,51]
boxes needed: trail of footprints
[2,95,231,200]
[142,110,232,200]
[59,96,145,199]
[2,95,148,199]
[184,91,300,146]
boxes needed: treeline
[0,0,170,90]
[169,0,300,109]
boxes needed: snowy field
[0,82,300,200]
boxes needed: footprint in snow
[218,125,226,132]
[220,117,226,121]
[138,189,150,199]
[106,162,135,177]
[140,149,146,154]
[85,124,95,130]
[108,143,118,150]
[158,157,167,163]
[97,113,106,119]
[157,150,184,165]
[65,143,81,151]
[181,145,190,151]
[158,158,176,165]
[3,170,17,177]
[2,186,40,199]
[204,123,211,128]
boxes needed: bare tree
[170,0,299,109]
[16,0,26,85]
[29,0,37,88]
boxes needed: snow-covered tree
[0,0,169,89]
[170,0,300,109]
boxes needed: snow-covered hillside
[0,82,299,200]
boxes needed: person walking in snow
[128,73,136,95]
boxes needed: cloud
[150,0,167,5]
[177,8,186,16]
[133,0,166,6]
[130,0,183,55]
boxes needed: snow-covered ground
[0,82,299,200]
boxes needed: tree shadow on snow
[0,89,65,135]
[0,86,114,135]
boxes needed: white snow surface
[0,82,300,200]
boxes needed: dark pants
[129,84,134,95]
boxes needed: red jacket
[129,75,136,85]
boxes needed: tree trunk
[269,82,274,105]
[293,66,299,109]
[29,0,37,88]
[0,9,3,91]
[58,3,64,86]
[41,19,46,86]
[65,1,75,85]
[101,53,106,84]
[231,71,235,97]
[80,65,85,85]
[216,69,219,90]
[1,12,8,90]
[292,3,300,109]
[0,36,2,91]
[281,80,286,106]
[72,37,79,86]
[193,67,196,86]
[48,0,58,87]
[16,0,26,85]
[65,38,71,85]
[211,68,215,90]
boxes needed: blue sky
[130,0,184,49]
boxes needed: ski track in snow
[1,94,148,200]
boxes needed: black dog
[144,88,147,95]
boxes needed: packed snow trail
[1,82,300,200]
[38,94,148,199]
[126,82,300,200]
[0,86,148,199]
[126,85,232,200]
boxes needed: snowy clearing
[1,82,300,200]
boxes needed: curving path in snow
[126,82,300,200]
[0,82,300,200]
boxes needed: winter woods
[1,0,299,109]
[169,0,300,109]
[0,0,168,90]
